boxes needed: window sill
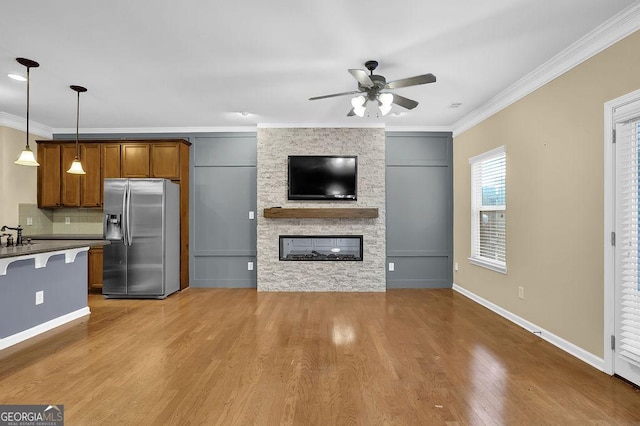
[468,257,507,274]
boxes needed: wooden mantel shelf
[263,207,379,219]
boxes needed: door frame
[603,88,640,375]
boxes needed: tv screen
[288,155,357,200]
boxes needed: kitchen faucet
[1,225,23,245]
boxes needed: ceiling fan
[309,60,436,117]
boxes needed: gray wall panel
[386,132,451,166]
[193,167,257,254]
[386,132,453,289]
[193,134,257,166]
[190,134,258,288]
[386,166,450,255]
[192,256,256,288]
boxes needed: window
[469,146,506,273]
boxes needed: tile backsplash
[18,204,103,235]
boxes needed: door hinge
[611,335,616,350]
[613,129,616,143]
[611,232,616,246]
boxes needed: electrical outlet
[454,262,459,271]
[248,261,254,271]
[65,217,71,225]
[35,290,44,305]
[26,217,33,226]
[249,211,255,220]
[518,286,525,299]
[388,262,395,272]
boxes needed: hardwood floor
[0,289,639,425]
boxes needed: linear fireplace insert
[279,235,363,261]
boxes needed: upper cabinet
[102,144,122,179]
[36,139,189,209]
[37,144,61,207]
[121,143,150,177]
[151,143,181,179]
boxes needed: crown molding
[0,112,53,138]
[257,122,386,129]
[385,126,452,133]
[52,126,259,135]
[452,2,640,138]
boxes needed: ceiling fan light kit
[309,60,436,118]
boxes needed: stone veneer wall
[257,127,386,292]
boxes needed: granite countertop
[0,239,109,259]
[24,234,104,240]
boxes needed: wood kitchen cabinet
[102,144,122,179]
[37,143,62,207]
[88,246,103,289]
[61,144,102,207]
[36,138,191,290]
[121,143,150,177]
[151,143,181,179]
[80,144,103,207]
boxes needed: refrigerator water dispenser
[104,214,123,240]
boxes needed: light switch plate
[388,262,395,272]
[65,217,71,225]
[249,211,255,220]
[26,217,33,226]
[248,261,254,271]
[35,290,44,305]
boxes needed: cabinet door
[102,144,121,179]
[151,143,180,179]
[61,144,81,207]
[80,144,102,207]
[121,144,150,177]
[88,246,104,288]
[37,143,62,208]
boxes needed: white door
[613,101,640,386]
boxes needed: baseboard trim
[452,284,604,371]
[0,307,91,351]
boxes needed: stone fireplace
[256,127,386,292]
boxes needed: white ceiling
[0,0,638,133]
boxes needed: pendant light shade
[66,85,87,175]
[14,58,40,167]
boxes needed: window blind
[469,146,506,273]
[617,117,640,366]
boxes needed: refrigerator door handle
[126,182,133,246]
[122,181,128,245]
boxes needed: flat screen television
[288,155,357,200]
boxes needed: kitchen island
[0,239,108,350]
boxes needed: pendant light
[66,85,87,175]
[14,58,40,166]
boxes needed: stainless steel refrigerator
[103,178,180,299]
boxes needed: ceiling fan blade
[347,108,356,117]
[348,69,374,88]
[391,94,419,110]
[386,73,436,89]
[309,91,361,101]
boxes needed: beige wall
[453,30,640,357]
[0,127,39,226]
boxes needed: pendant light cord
[26,66,30,148]
[76,89,80,159]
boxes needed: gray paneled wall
[191,133,257,288]
[386,132,453,288]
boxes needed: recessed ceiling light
[391,111,404,117]
[8,73,26,82]
[239,111,250,117]
[449,102,463,108]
